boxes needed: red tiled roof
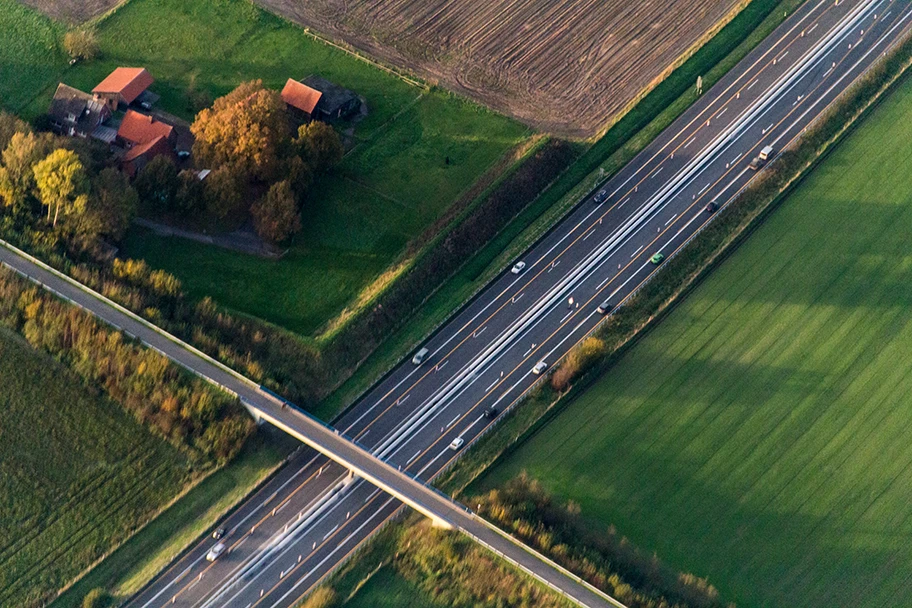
[122,135,168,162]
[281,79,322,114]
[93,68,154,104]
[117,110,173,146]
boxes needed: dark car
[596,299,612,315]
[212,527,226,540]
[593,189,608,204]
[483,407,499,420]
[705,201,718,214]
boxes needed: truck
[749,145,775,171]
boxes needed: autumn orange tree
[190,80,290,183]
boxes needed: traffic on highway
[118,1,912,606]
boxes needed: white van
[759,145,774,161]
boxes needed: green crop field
[474,76,912,607]
[4,0,527,336]
[0,327,189,608]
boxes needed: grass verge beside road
[51,430,294,607]
[469,36,912,608]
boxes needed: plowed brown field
[257,0,746,137]
[18,0,124,22]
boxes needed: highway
[8,0,911,606]
[111,1,912,605]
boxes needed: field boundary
[438,20,912,497]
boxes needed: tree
[175,169,205,215]
[0,132,43,210]
[134,155,179,212]
[190,80,290,182]
[64,29,100,61]
[86,168,137,240]
[0,111,30,152]
[32,148,86,227]
[295,121,344,174]
[203,166,244,220]
[81,587,110,608]
[251,180,301,243]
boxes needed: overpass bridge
[0,239,620,608]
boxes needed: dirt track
[257,0,745,138]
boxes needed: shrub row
[0,265,252,463]
[474,475,730,608]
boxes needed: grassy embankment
[0,326,187,608]
[473,69,912,608]
[5,0,528,337]
[318,0,804,418]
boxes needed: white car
[206,542,227,562]
[511,261,526,274]
[449,437,465,451]
[532,361,548,375]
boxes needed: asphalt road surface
[6,1,910,606]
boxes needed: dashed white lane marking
[407,450,421,464]
[665,213,678,226]
[631,245,644,258]
[322,525,338,541]
[652,166,663,178]
[747,79,758,90]
[716,107,727,119]
[684,136,696,148]
[474,326,486,338]
[618,197,630,208]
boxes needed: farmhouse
[92,67,154,111]
[47,83,115,142]
[281,76,360,122]
[117,110,175,148]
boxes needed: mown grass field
[0,0,64,113]
[6,0,527,336]
[0,326,189,608]
[474,74,912,608]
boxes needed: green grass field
[0,0,65,113]
[474,75,912,608]
[4,0,527,336]
[340,566,445,608]
[0,327,189,608]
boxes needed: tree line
[0,265,252,463]
[473,475,732,608]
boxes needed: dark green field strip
[475,71,912,608]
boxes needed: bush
[63,29,99,61]
[81,588,110,608]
